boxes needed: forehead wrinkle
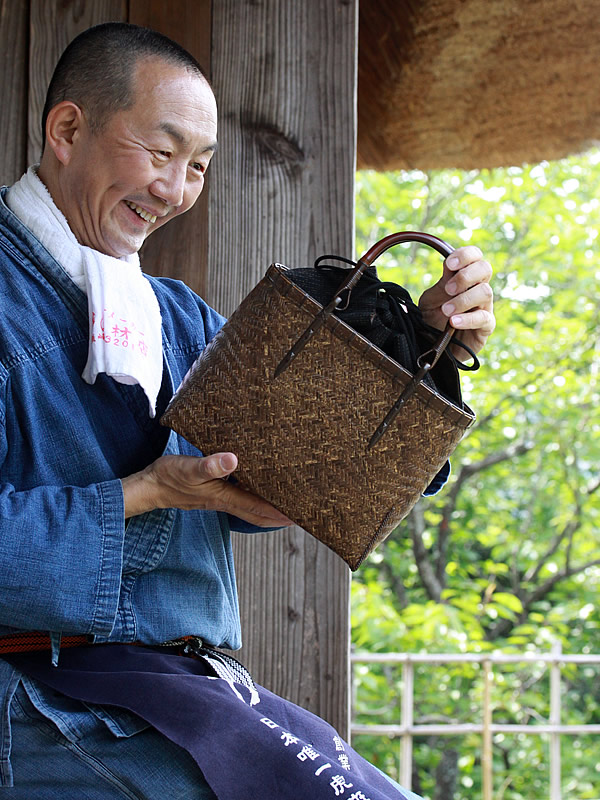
[158,121,188,146]
[158,121,218,155]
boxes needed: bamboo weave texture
[162,265,475,570]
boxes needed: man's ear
[44,101,85,166]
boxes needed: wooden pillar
[207,0,357,734]
[0,0,29,185]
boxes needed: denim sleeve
[0,478,125,637]
[227,516,285,534]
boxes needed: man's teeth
[125,201,157,224]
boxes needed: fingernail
[219,454,236,472]
[446,256,459,268]
[446,281,457,295]
[451,315,463,326]
[442,302,455,315]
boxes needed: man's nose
[150,162,187,208]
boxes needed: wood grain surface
[0,0,29,184]
[28,0,126,165]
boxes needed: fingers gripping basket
[161,232,476,570]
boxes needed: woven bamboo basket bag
[161,231,477,570]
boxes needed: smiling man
[0,21,494,800]
[38,53,218,257]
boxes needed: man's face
[57,57,218,257]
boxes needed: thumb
[198,452,238,481]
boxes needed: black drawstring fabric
[312,256,479,369]
[285,256,479,406]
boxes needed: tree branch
[378,541,409,610]
[527,557,600,606]
[458,442,534,480]
[487,556,600,640]
[408,502,443,602]
[523,517,580,584]
[473,322,598,433]
[434,441,533,582]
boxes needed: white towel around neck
[6,166,163,417]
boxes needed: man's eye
[155,150,171,160]
[191,161,206,173]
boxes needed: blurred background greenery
[351,150,600,800]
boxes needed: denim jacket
[0,187,262,782]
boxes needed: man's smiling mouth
[125,200,157,224]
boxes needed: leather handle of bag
[275,231,456,382]
[361,232,460,448]
[359,230,454,266]
[361,231,456,382]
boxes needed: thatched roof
[357,0,600,171]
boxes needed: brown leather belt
[0,632,202,655]
[0,631,90,654]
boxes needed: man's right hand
[121,452,293,528]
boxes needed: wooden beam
[209,0,357,734]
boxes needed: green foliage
[351,152,600,799]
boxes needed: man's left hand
[418,245,495,359]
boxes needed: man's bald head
[41,22,211,151]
